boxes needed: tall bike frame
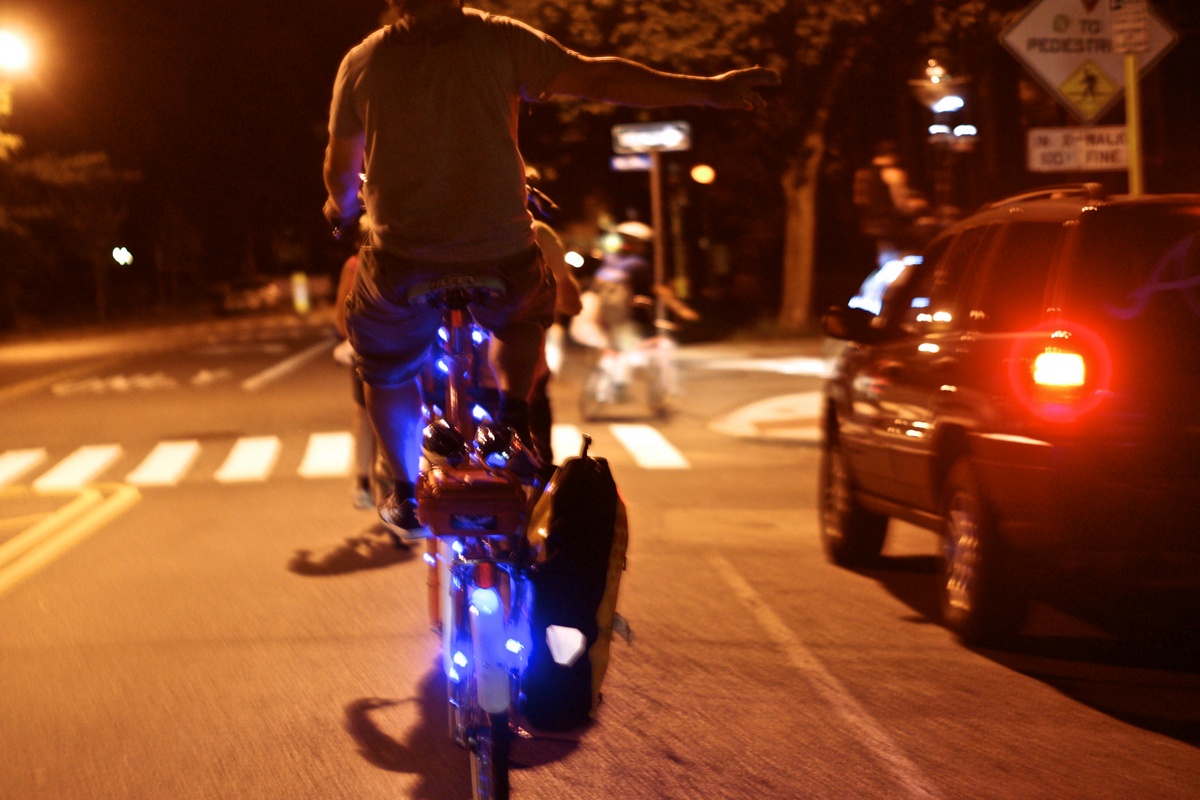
[408,276,536,800]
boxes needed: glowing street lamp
[0,30,32,74]
[1,28,33,134]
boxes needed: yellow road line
[0,485,141,597]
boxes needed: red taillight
[1008,322,1112,422]
[1032,349,1086,388]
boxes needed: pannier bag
[522,435,630,730]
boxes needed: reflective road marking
[297,432,354,478]
[552,424,584,462]
[126,441,202,486]
[214,436,281,483]
[0,485,141,598]
[609,424,690,469]
[32,445,123,492]
[241,339,335,392]
[709,552,942,799]
[0,449,47,488]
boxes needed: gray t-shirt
[329,10,573,263]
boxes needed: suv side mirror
[822,305,882,344]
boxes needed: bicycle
[405,274,540,800]
[578,318,681,422]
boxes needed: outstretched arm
[543,56,779,110]
[323,133,366,232]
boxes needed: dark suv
[819,184,1200,644]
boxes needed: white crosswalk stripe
[0,448,47,488]
[609,424,690,469]
[297,432,354,478]
[126,441,201,486]
[214,436,281,483]
[0,423,693,490]
[33,445,123,492]
[551,424,585,463]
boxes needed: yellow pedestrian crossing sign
[1059,60,1120,120]
[1001,0,1176,123]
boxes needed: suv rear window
[1067,205,1200,345]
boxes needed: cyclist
[323,0,778,532]
[586,222,698,394]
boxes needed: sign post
[1001,0,1175,192]
[1111,0,1148,195]
[611,121,692,329]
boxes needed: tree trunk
[777,130,825,333]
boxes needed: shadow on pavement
[855,553,1200,746]
[287,524,415,576]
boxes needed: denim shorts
[345,245,556,388]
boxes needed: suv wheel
[819,435,888,567]
[939,458,1026,645]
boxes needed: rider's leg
[487,320,545,440]
[350,372,376,508]
[527,363,553,468]
[363,378,422,502]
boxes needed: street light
[1,28,33,147]
[0,30,32,74]
[908,55,974,224]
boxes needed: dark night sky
[4,0,388,274]
[4,1,1200,287]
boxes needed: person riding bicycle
[583,222,698,394]
[322,0,778,533]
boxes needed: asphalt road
[1,312,1198,799]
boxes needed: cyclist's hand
[707,67,781,111]
[324,198,360,240]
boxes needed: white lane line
[32,445,123,492]
[298,432,354,478]
[551,424,584,463]
[708,552,942,799]
[241,338,335,392]
[609,424,690,469]
[214,436,281,483]
[126,441,201,486]
[0,449,47,488]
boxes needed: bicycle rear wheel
[579,363,610,421]
[470,712,510,800]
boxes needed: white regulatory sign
[1027,125,1127,172]
[611,121,692,154]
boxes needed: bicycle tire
[470,712,510,800]
[645,361,670,418]
[579,364,608,421]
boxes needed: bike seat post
[441,291,476,438]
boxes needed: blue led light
[472,404,492,422]
[472,329,485,345]
[452,539,465,555]
[436,358,450,375]
[453,650,469,668]
[438,327,449,342]
[423,553,437,567]
[505,639,523,654]
[448,666,461,683]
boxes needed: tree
[475,0,1027,331]
[1,151,141,326]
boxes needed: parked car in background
[216,273,334,315]
[217,276,288,314]
[819,184,1200,645]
